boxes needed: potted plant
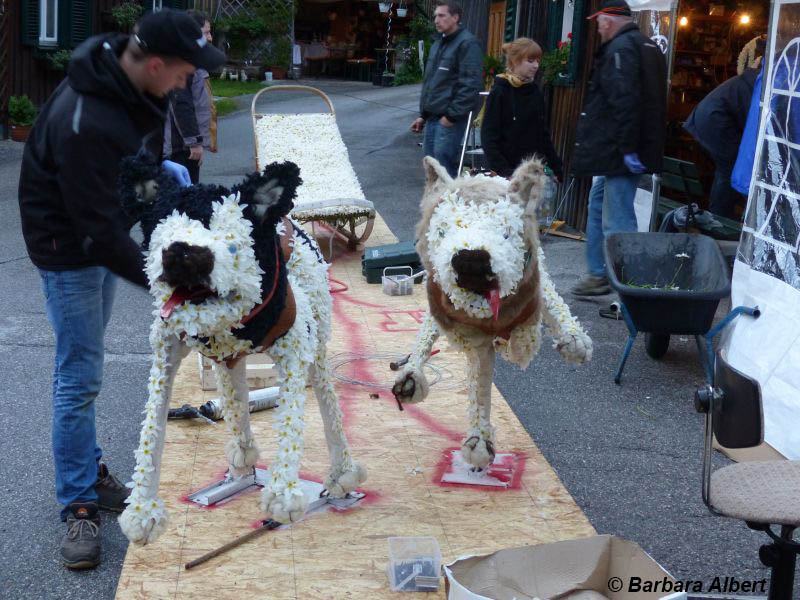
[267,37,293,79]
[541,34,573,85]
[9,95,36,142]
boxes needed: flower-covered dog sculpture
[392,157,592,470]
[118,155,366,545]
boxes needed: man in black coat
[410,0,483,178]
[17,9,224,569]
[571,0,667,296]
[684,39,764,218]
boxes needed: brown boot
[61,503,100,569]
[95,463,130,512]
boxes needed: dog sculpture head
[119,150,301,343]
[416,156,548,320]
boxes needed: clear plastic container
[382,266,414,296]
[387,536,442,592]
[537,175,558,228]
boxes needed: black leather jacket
[419,26,483,122]
[571,23,667,177]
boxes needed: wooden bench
[656,156,742,242]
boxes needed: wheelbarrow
[604,232,759,384]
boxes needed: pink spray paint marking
[433,448,527,491]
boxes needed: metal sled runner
[251,85,375,249]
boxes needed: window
[39,0,58,46]
[152,0,163,11]
[545,0,587,86]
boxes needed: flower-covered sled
[251,85,375,249]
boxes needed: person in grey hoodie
[164,9,218,184]
[410,0,483,178]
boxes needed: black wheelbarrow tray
[604,232,758,384]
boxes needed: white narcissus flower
[427,190,526,319]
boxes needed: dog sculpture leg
[119,332,189,545]
[391,312,441,403]
[311,343,367,497]
[214,360,260,476]
[538,249,592,365]
[260,284,315,523]
[461,341,497,470]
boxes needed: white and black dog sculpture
[117,153,366,545]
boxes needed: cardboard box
[198,353,277,391]
[444,535,675,600]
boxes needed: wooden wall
[519,0,601,231]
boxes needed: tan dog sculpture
[392,157,592,469]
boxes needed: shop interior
[294,0,413,80]
[664,0,769,220]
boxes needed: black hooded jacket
[18,34,167,287]
[481,77,563,178]
[571,23,667,177]
[683,68,759,164]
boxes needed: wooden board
[115,214,594,599]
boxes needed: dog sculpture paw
[225,438,260,476]
[261,487,310,523]
[118,501,169,546]
[391,366,430,405]
[325,463,368,497]
[556,331,593,365]
[461,436,496,471]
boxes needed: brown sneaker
[61,503,100,569]
[571,275,611,296]
[95,463,130,512]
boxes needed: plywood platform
[116,215,594,599]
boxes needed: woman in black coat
[482,38,563,179]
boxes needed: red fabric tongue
[161,288,215,319]
[161,289,191,319]
[485,288,501,321]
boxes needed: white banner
[726,0,800,460]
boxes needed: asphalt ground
[0,80,784,598]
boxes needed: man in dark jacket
[17,9,224,569]
[571,0,667,296]
[410,0,483,178]
[164,10,217,184]
[684,41,764,218]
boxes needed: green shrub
[540,36,572,85]
[483,54,505,89]
[215,14,269,59]
[111,1,143,31]
[45,49,71,71]
[9,95,36,126]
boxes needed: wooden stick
[184,519,281,570]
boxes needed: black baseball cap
[587,0,633,19]
[135,9,226,70]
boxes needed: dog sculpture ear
[508,157,547,211]
[240,161,302,227]
[422,156,453,192]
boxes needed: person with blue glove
[17,9,224,571]
[569,0,667,296]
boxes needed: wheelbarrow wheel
[645,333,670,359]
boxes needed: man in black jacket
[410,0,483,178]
[684,40,764,218]
[571,0,667,296]
[17,9,224,569]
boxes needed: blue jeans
[39,266,117,519]
[585,174,640,278]
[423,116,469,179]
